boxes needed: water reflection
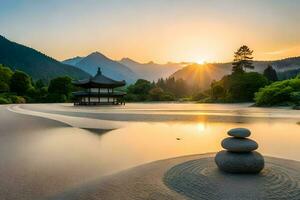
[5,104,300,199]
[20,120,299,181]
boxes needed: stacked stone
[215,128,264,174]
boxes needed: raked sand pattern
[164,156,300,199]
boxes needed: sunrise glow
[1,1,300,63]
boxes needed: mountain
[171,57,300,90]
[119,58,185,81]
[62,56,83,66]
[63,52,138,84]
[0,35,89,81]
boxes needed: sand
[48,154,300,200]
[0,105,71,200]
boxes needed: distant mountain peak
[120,57,141,64]
[87,51,107,59]
[64,56,82,61]
[62,56,84,66]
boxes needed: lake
[2,103,300,199]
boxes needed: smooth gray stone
[228,128,251,138]
[221,137,258,152]
[215,150,264,174]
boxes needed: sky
[1,0,300,63]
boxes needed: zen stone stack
[215,128,264,174]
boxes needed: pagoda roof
[72,68,126,88]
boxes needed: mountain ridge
[119,58,185,81]
[63,52,138,84]
[0,35,89,81]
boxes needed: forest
[0,45,299,108]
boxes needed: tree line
[125,45,299,108]
[0,64,73,104]
[192,45,299,107]
[1,45,299,107]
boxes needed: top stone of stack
[228,128,251,138]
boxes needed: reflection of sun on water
[196,123,205,132]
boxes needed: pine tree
[263,65,278,82]
[232,45,254,73]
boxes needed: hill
[0,35,89,81]
[63,52,138,84]
[171,57,300,90]
[119,58,185,81]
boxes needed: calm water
[3,103,300,199]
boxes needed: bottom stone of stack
[215,150,264,174]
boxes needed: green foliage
[126,79,154,101]
[0,65,75,104]
[126,78,188,102]
[160,93,175,101]
[192,92,208,101]
[204,72,268,102]
[0,93,26,104]
[35,79,45,89]
[157,77,189,98]
[149,87,164,101]
[9,95,26,103]
[227,72,268,102]
[48,76,72,98]
[232,45,254,74]
[0,64,13,92]
[211,84,226,100]
[0,82,10,93]
[263,65,278,82]
[0,97,11,104]
[127,79,153,94]
[255,76,300,106]
[45,93,67,103]
[10,70,32,95]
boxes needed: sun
[195,58,206,64]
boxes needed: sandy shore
[0,105,70,200]
[0,105,126,200]
[48,154,211,200]
[48,154,300,200]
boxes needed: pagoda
[72,68,126,105]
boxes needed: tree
[149,87,164,101]
[10,70,32,95]
[263,65,278,82]
[255,76,300,106]
[211,84,225,100]
[48,76,73,98]
[227,72,268,101]
[0,64,13,92]
[35,79,45,90]
[126,79,154,101]
[232,45,254,73]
